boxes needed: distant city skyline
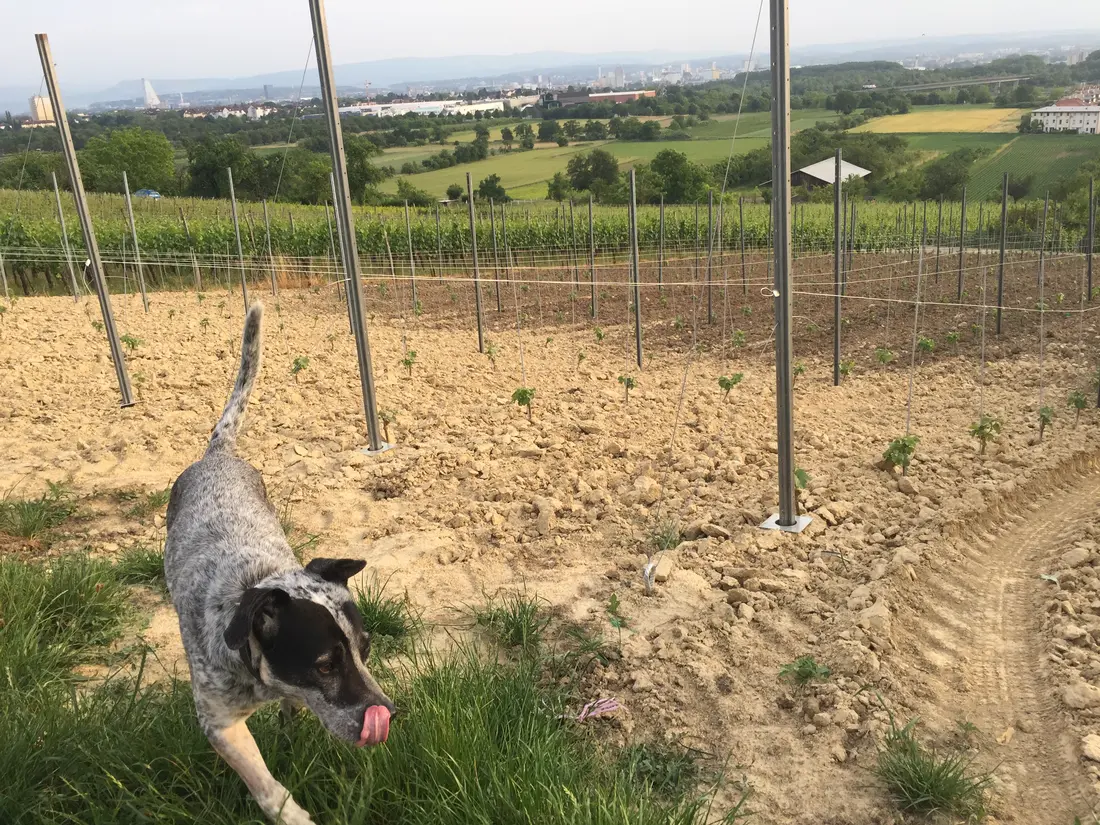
[4,0,1099,90]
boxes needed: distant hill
[2,30,1098,116]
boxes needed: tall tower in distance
[142,79,162,109]
[28,95,54,122]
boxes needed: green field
[383,110,838,201]
[965,135,1100,199]
[903,133,1017,154]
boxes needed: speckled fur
[164,303,391,825]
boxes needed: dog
[165,302,394,825]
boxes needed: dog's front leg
[208,719,314,825]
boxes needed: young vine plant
[969,415,1002,456]
[511,387,535,422]
[400,350,418,377]
[717,373,743,400]
[1068,390,1088,428]
[882,435,919,476]
[1038,406,1054,441]
[617,374,637,404]
[291,356,309,382]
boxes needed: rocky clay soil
[4,280,1100,824]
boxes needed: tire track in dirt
[898,476,1100,823]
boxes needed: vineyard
[0,188,1091,298]
[967,135,1100,200]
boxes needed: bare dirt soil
[3,267,1100,824]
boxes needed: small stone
[633,476,661,506]
[701,523,731,539]
[816,506,838,526]
[1062,546,1092,568]
[830,744,848,763]
[578,420,605,435]
[1063,681,1100,709]
[726,588,753,605]
[653,553,676,583]
[801,724,817,736]
[631,672,655,692]
[1083,734,1100,762]
[859,599,891,634]
[813,712,833,728]
[897,476,918,496]
[448,513,470,529]
[738,603,755,621]
[536,510,552,536]
[1064,624,1088,642]
[892,547,920,567]
[682,521,707,541]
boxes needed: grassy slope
[966,134,1100,199]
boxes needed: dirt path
[900,475,1100,823]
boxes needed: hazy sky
[4,0,1099,89]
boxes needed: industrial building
[28,95,54,124]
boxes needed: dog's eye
[316,661,333,674]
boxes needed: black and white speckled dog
[165,302,394,825]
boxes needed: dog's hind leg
[207,718,314,825]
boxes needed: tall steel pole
[36,33,133,407]
[706,189,714,324]
[262,199,277,296]
[465,172,485,353]
[996,173,1008,335]
[489,199,502,312]
[589,194,597,318]
[628,169,643,369]
[122,171,150,312]
[308,0,386,451]
[957,186,967,302]
[1088,177,1095,303]
[226,167,250,314]
[326,173,354,333]
[404,200,418,311]
[739,196,747,295]
[833,149,842,387]
[657,195,664,293]
[769,0,799,528]
[51,171,79,301]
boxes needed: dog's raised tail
[208,302,263,453]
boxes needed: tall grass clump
[0,481,76,539]
[875,712,991,820]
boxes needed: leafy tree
[187,135,255,198]
[583,120,608,141]
[79,126,176,194]
[649,149,709,202]
[500,126,514,148]
[833,90,859,114]
[562,120,581,139]
[477,173,509,202]
[919,149,979,200]
[566,148,619,192]
[537,120,560,142]
[343,135,387,202]
[546,171,574,202]
[446,182,464,201]
[396,178,434,207]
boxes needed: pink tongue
[359,705,391,746]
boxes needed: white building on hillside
[1030,104,1100,134]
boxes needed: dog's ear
[305,558,367,585]
[224,587,290,650]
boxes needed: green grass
[0,555,747,825]
[875,712,991,819]
[0,555,128,686]
[686,108,839,140]
[779,655,831,687]
[356,576,422,658]
[967,135,1100,199]
[474,591,552,653]
[115,543,167,590]
[903,132,1016,154]
[0,481,76,539]
[124,486,172,519]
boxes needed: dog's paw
[260,787,314,825]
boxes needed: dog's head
[223,558,394,746]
